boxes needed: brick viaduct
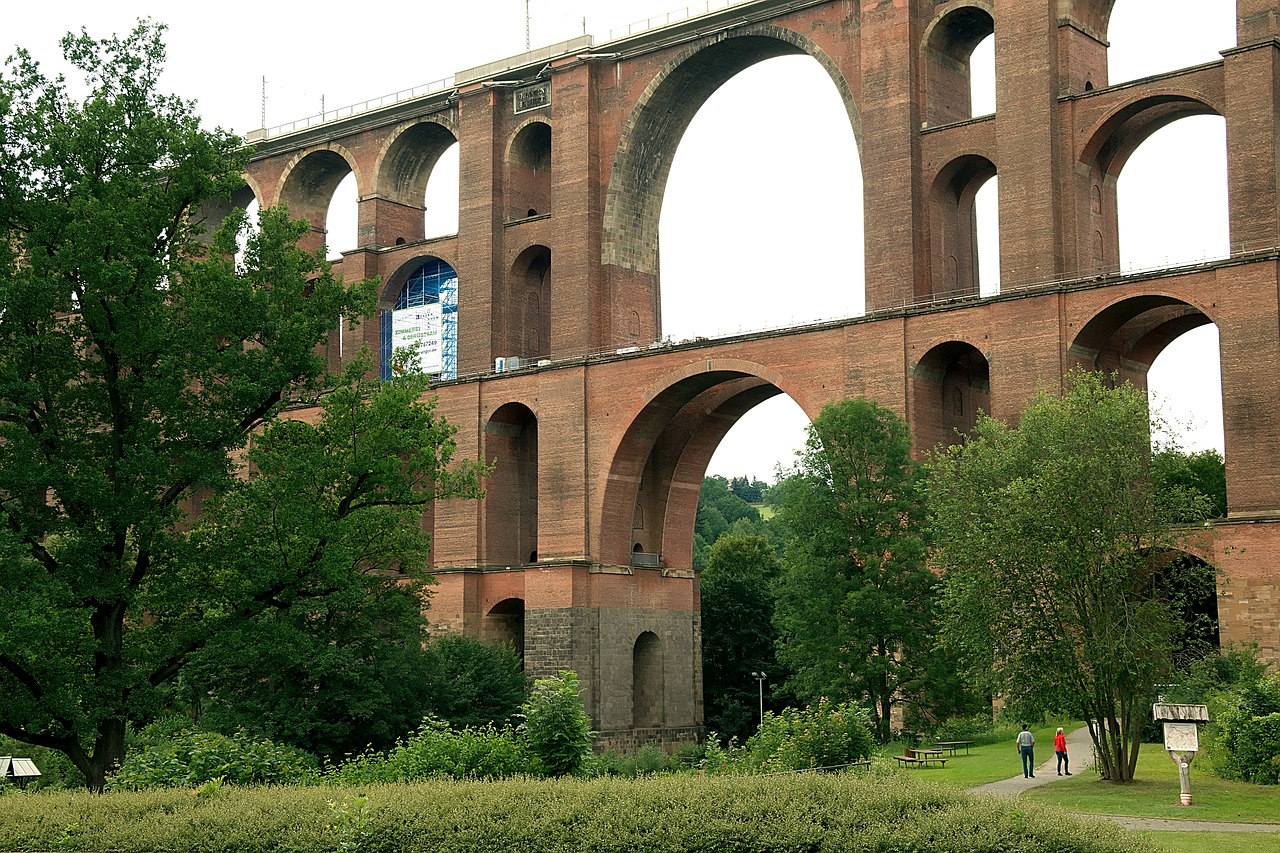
[213,0,1280,748]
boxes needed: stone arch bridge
[211,0,1280,748]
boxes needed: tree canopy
[771,397,937,740]
[0,23,484,788]
[928,371,1212,781]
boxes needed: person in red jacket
[1054,727,1071,776]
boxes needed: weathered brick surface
[242,0,1280,742]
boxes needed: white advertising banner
[390,303,443,375]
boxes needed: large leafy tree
[0,24,483,789]
[928,371,1211,781]
[700,532,784,741]
[771,398,936,741]
[175,366,486,760]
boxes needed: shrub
[592,744,673,777]
[520,670,595,777]
[104,728,318,791]
[931,712,1019,746]
[1205,671,1280,785]
[0,774,1157,853]
[421,636,530,729]
[744,697,875,772]
[328,717,529,783]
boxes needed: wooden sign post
[1151,704,1209,806]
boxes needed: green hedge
[0,774,1153,853]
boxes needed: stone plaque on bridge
[515,82,550,114]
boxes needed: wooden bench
[892,755,922,768]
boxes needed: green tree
[728,476,768,504]
[1153,447,1227,519]
[928,370,1212,782]
[172,362,484,761]
[692,475,764,568]
[700,532,783,741]
[771,398,936,741]
[0,24,483,789]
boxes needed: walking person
[1016,724,1036,778]
[1054,726,1071,776]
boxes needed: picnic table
[935,740,975,755]
[893,747,948,768]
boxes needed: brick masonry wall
[245,0,1280,746]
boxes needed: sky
[8,1,1236,482]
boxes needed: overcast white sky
[9,1,1236,482]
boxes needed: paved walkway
[972,727,1280,834]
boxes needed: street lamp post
[751,671,767,725]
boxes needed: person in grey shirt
[1016,724,1036,778]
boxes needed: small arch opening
[923,5,996,125]
[912,341,991,449]
[380,258,458,380]
[507,122,552,221]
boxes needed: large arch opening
[600,366,812,570]
[424,142,460,239]
[484,403,538,568]
[604,32,863,347]
[1070,296,1224,481]
[633,631,664,728]
[661,53,862,340]
[277,148,359,260]
[1079,96,1223,277]
[1117,116,1229,273]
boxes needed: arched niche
[922,4,996,126]
[506,121,552,221]
[911,341,990,450]
[484,598,526,665]
[484,403,538,568]
[497,246,551,361]
[633,631,664,728]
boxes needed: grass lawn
[878,724,1278,832]
[878,722,1073,786]
[1023,742,1279,824]
[1137,832,1279,853]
